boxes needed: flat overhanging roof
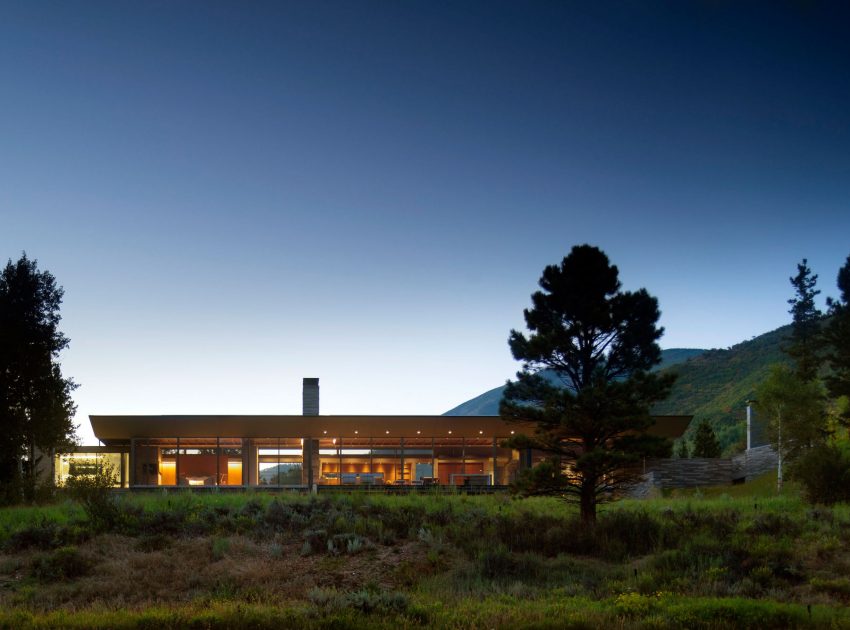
[89,414,692,445]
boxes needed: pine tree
[675,439,690,459]
[500,245,675,523]
[785,259,823,382]
[0,254,78,502]
[825,255,850,402]
[691,420,721,458]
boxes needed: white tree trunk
[777,411,783,493]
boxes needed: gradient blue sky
[2,2,849,443]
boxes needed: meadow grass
[3,475,850,628]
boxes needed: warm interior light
[227,460,242,485]
[448,430,452,434]
[323,430,327,434]
[354,430,358,434]
[479,430,483,434]
[417,430,421,434]
[510,431,515,434]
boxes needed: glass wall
[369,436,402,485]
[55,451,128,488]
[218,438,243,486]
[124,433,516,487]
[257,438,303,486]
[175,438,219,486]
[405,437,435,485]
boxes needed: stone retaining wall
[630,445,778,496]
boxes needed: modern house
[55,378,691,489]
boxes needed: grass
[3,478,850,628]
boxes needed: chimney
[303,378,319,415]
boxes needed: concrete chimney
[303,378,319,415]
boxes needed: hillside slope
[445,327,791,454]
[443,348,705,417]
[652,325,790,452]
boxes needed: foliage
[653,326,792,453]
[691,420,721,458]
[825,254,850,402]
[62,461,120,531]
[443,349,704,417]
[788,442,850,505]
[501,245,674,522]
[4,491,850,627]
[784,258,824,381]
[30,545,92,582]
[675,439,690,459]
[754,364,827,464]
[0,254,78,504]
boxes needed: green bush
[4,520,88,552]
[307,587,415,617]
[595,509,662,559]
[31,545,93,582]
[62,462,120,531]
[790,443,850,505]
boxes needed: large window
[218,438,243,486]
[55,451,127,488]
[175,438,218,486]
[257,438,303,486]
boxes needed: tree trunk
[777,410,783,493]
[580,478,596,524]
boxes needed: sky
[1,2,849,444]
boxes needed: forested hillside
[443,348,705,417]
[446,327,792,454]
[652,325,790,452]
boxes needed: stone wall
[631,445,778,495]
[731,444,778,481]
[643,457,737,489]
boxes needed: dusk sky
[2,2,849,444]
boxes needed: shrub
[308,587,413,616]
[62,461,120,531]
[595,509,661,559]
[4,520,61,552]
[4,520,88,552]
[746,512,802,538]
[31,545,93,582]
[477,546,544,580]
[134,533,170,552]
[302,529,327,555]
[790,444,850,505]
[264,500,294,530]
[211,537,230,560]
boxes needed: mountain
[652,325,790,452]
[444,327,792,454]
[443,347,706,417]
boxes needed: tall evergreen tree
[785,259,823,382]
[675,439,690,459]
[0,254,77,502]
[825,255,850,402]
[691,420,721,458]
[500,245,674,523]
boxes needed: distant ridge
[444,327,791,454]
[443,348,706,417]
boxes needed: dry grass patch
[1,530,433,613]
